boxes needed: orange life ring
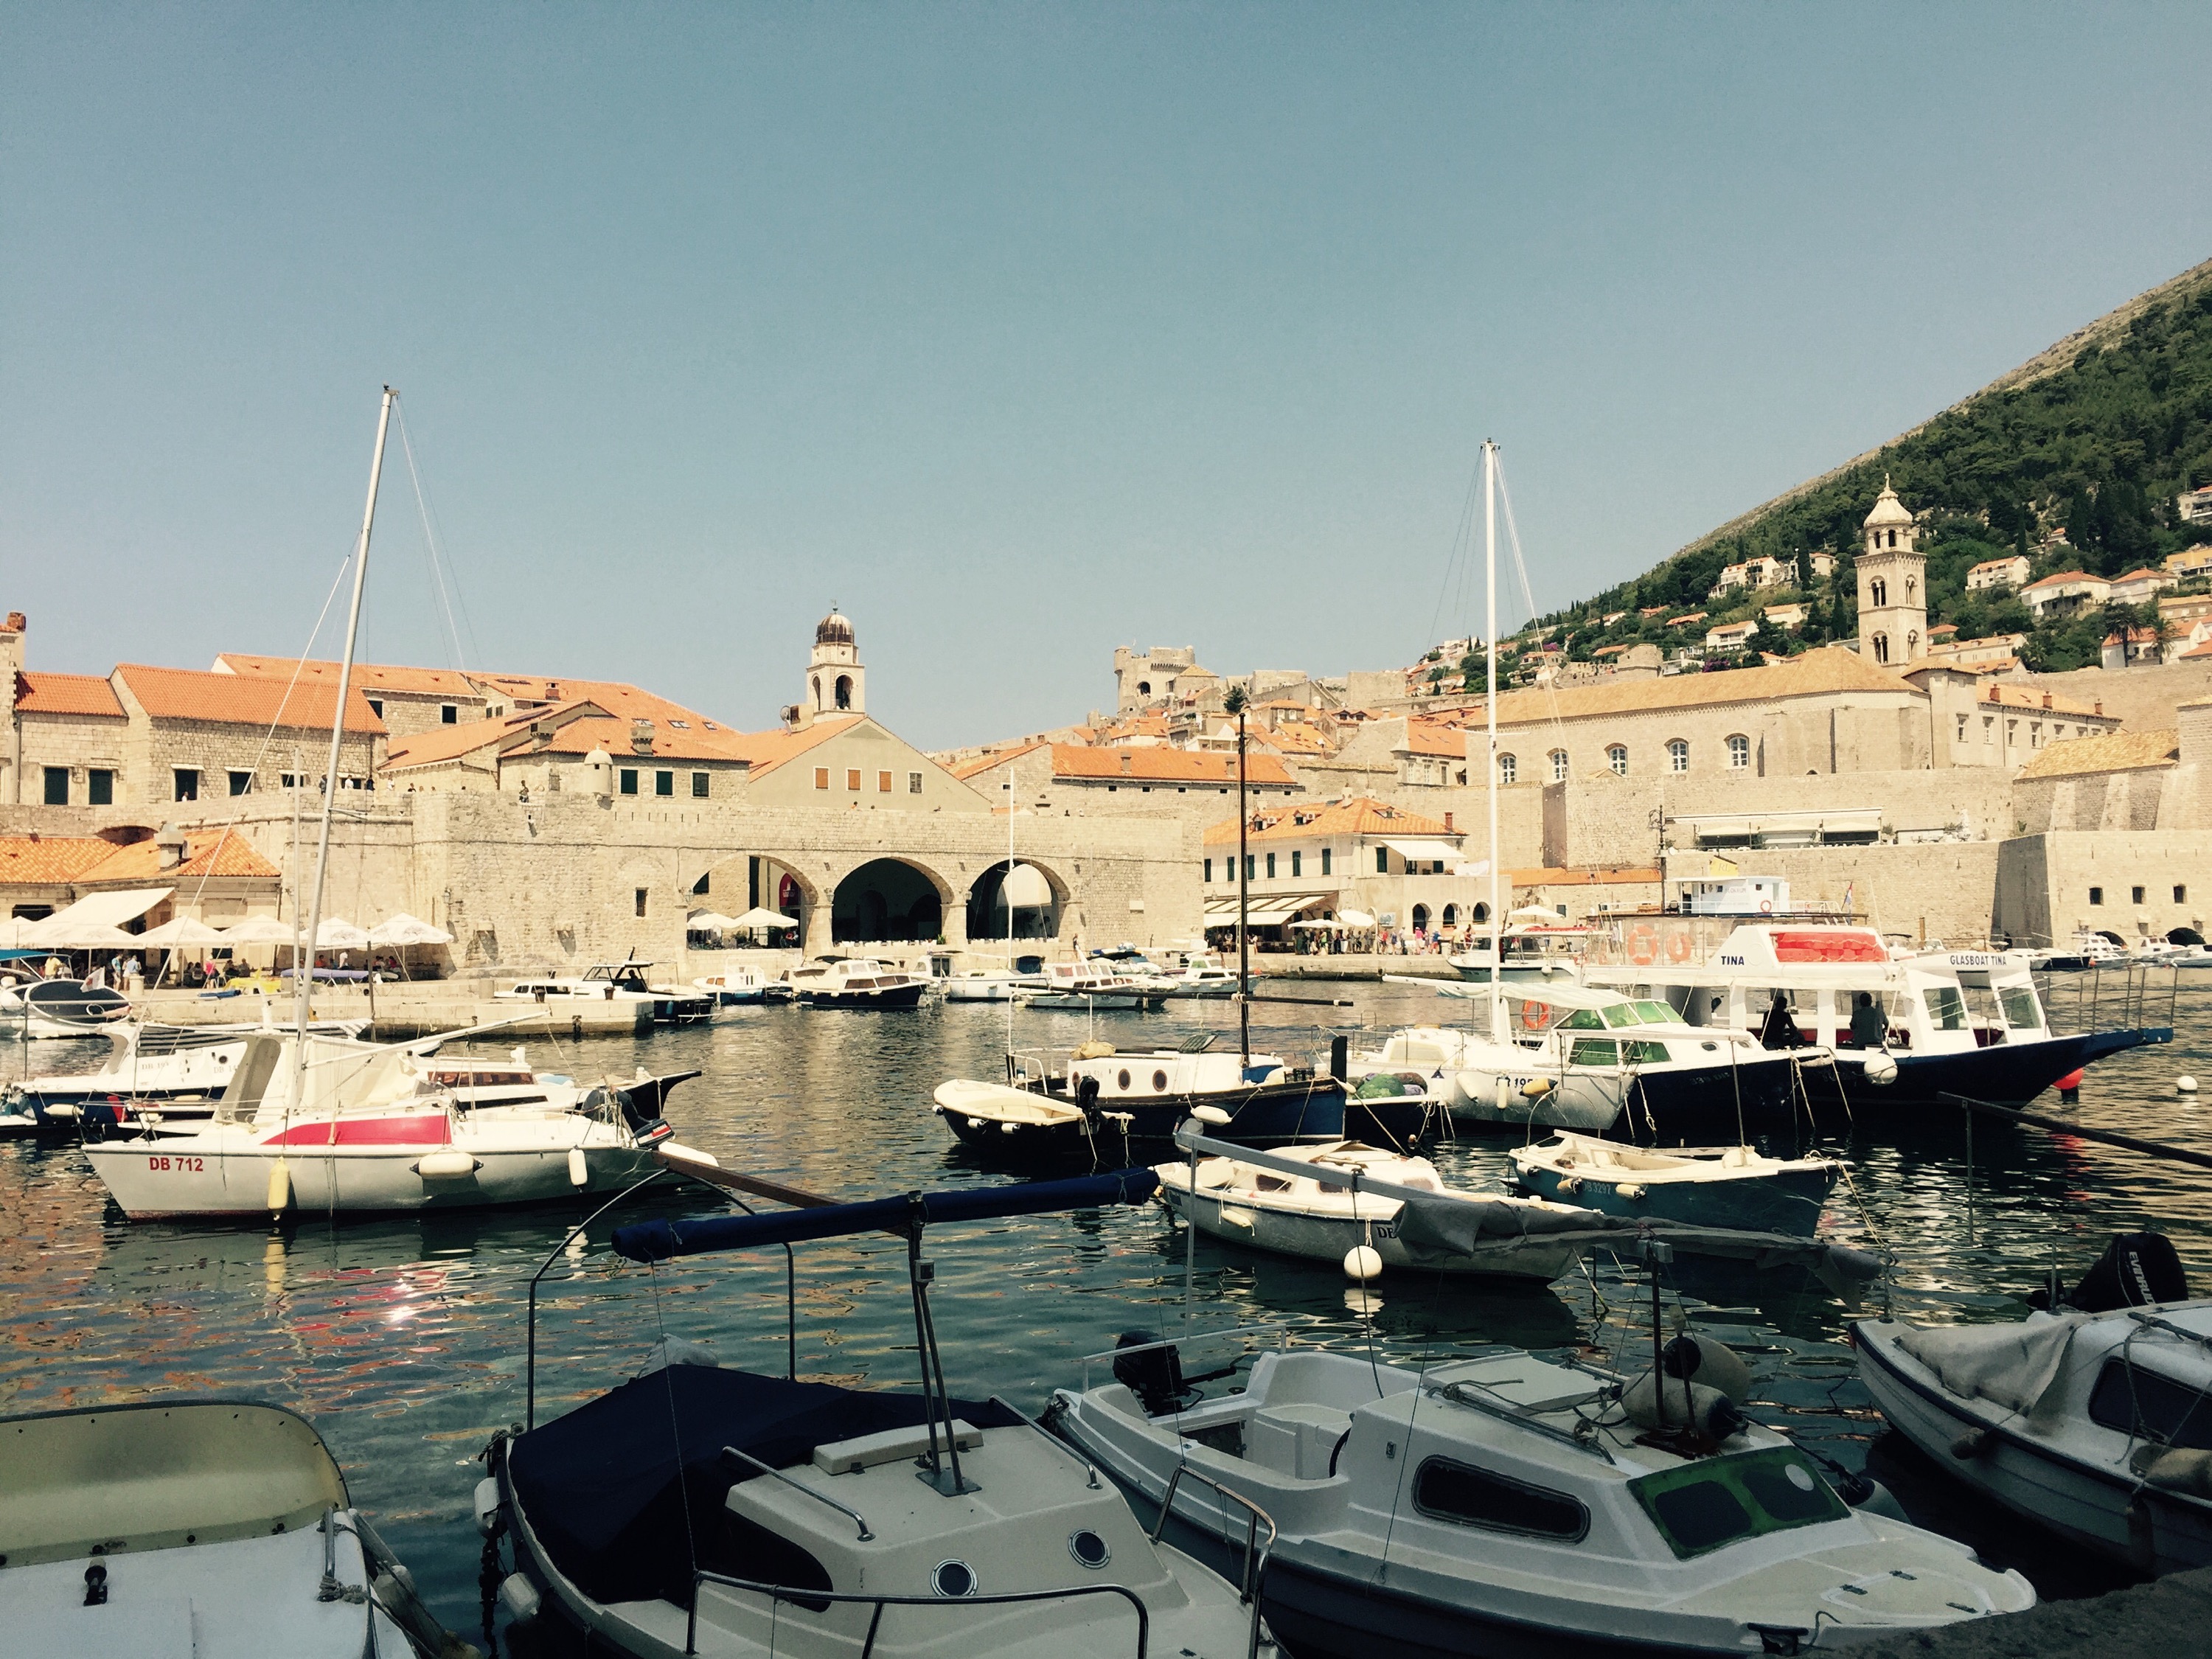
[1627,925,1660,966]
[1759,900,1774,914]
[1521,1000,1551,1029]
[1665,931,1692,964]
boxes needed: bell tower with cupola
[1857,477,1927,667]
[806,606,865,721]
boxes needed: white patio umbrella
[135,917,232,947]
[726,906,800,933]
[685,911,741,933]
[368,913,454,947]
[0,917,51,949]
[1509,904,1560,921]
[222,916,305,945]
[1338,909,1377,928]
[29,920,143,949]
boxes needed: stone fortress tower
[805,606,865,721]
[1857,476,1927,667]
[1113,646,1197,714]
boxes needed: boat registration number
[145,1155,206,1172]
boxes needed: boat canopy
[614,1168,1160,1262]
[1414,980,1638,1012]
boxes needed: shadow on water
[1,979,2209,1635]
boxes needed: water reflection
[1,981,2208,1630]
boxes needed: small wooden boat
[931,1077,1135,1164]
[1506,1131,1840,1237]
[0,1397,467,1657]
[786,956,929,1009]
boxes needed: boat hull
[1161,1182,1579,1282]
[1854,1319,2212,1576]
[797,981,928,1009]
[1035,1076,1428,1151]
[83,1129,664,1217]
[1454,1052,1806,1145]
[1809,1028,2169,1114]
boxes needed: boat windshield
[1999,985,2043,1030]
[1629,1447,1848,1559]
[1630,1000,1675,1025]
[1561,1003,1649,1031]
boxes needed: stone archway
[964,858,1068,942]
[832,857,952,944]
[689,852,818,939]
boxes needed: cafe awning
[29,887,173,944]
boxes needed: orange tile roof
[1265,726,1331,756]
[1979,681,2110,717]
[212,654,483,698]
[2111,568,2168,584]
[467,672,731,731]
[382,712,526,773]
[0,835,121,886]
[80,828,279,885]
[1203,795,1455,846]
[1457,645,1915,727]
[2017,728,2179,781]
[719,715,866,779]
[1399,719,1469,757]
[521,716,754,765]
[2021,570,2104,592]
[116,664,386,734]
[949,740,1048,782]
[1051,745,1297,787]
[13,671,125,717]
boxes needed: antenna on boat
[291,386,394,1126]
[1228,684,1251,1066]
[1484,439,1505,1045]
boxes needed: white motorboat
[1161,952,1238,998]
[496,959,714,1023]
[1050,1335,2034,1659]
[785,956,929,1008]
[931,1077,1136,1164]
[481,1168,1273,1659]
[0,1397,467,1658]
[77,1027,681,1217]
[1507,1132,1842,1237]
[1446,922,1587,984]
[1854,1231,2212,1575]
[941,967,1048,1003]
[1156,1139,1587,1283]
[1,976,135,1038]
[1408,982,1818,1142]
[1581,921,2168,1115]
[1020,962,1169,1011]
[692,967,796,1007]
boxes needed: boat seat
[1248,1402,1352,1480]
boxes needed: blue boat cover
[508,1364,1023,1607]
[614,1167,1159,1262]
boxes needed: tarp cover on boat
[1392,1192,1883,1295]
[508,1365,1022,1607]
[614,1168,1159,1262]
[1895,1314,2085,1416]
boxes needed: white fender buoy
[1000,1121,1020,1133]
[1615,1182,1646,1201]
[2179,1076,2199,1095]
[1863,1053,1900,1086]
[1344,1245,1383,1282]
[498,1572,542,1624]
[265,1158,291,1215]
[1192,1105,1233,1126]
[415,1150,478,1180]
[567,1147,589,1186]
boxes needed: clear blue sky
[5,5,2208,747]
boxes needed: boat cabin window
[1623,1040,1671,1065]
[1568,1037,1620,1068]
[1413,1458,1588,1541]
[1924,986,1967,1032]
[1253,1175,1294,1193]
[2087,1360,2212,1450]
[1630,1448,1847,1559]
[1998,986,2043,1031]
[1630,1000,1674,1024]
[1559,1008,1607,1030]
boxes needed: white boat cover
[1894,1315,2084,1417]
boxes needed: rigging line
[164,550,358,979]
[1425,451,1486,666]
[1491,451,1572,745]
[392,398,481,673]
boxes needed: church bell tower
[806,607,864,722]
[1857,478,1926,667]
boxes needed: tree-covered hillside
[1523,258,2212,675]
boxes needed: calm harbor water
[4,978,2211,1641]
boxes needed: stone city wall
[1992,830,2212,947]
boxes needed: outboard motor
[2067,1231,2188,1311]
[1111,1329,1190,1417]
[1076,1073,1102,1122]
[1329,1035,1349,1081]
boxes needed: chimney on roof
[2042,692,2053,709]
[1119,753,1132,774]
[156,821,188,871]
[2095,700,2104,717]
[630,718,655,754]
[1444,813,1453,831]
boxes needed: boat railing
[1149,1462,1276,1655]
[2056,962,2181,1036]
[686,1569,1152,1659]
[720,1443,874,1539]
[1426,1377,1616,1462]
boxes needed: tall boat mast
[1484,439,1504,1043]
[291,387,395,1062]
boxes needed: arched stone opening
[834,675,853,710]
[1471,901,1490,925]
[1411,903,1431,932]
[964,859,1066,942]
[832,858,948,944]
[691,853,817,936]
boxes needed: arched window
[1666,739,1688,773]
[1726,734,1750,770]
[1872,633,1890,664]
[1549,750,1568,783]
[1441,903,1458,926]
[1411,904,1430,932]
[812,674,821,706]
[1498,753,1517,785]
[1136,680,1150,695]
[1870,578,1887,607]
[835,675,853,710]
[1471,902,1489,925]
[1607,745,1628,777]
[1907,630,1919,655]
[1887,529,1896,549]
